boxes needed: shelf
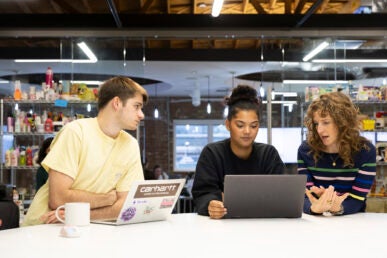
[1,99,97,104]
[2,132,56,136]
[2,166,39,170]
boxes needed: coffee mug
[55,202,90,226]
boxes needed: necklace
[329,154,340,167]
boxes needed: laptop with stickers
[91,179,185,225]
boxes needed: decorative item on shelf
[77,84,96,101]
[13,80,22,100]
[45,67,53,88]
[375,111,387,129]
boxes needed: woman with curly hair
[192,85,285,219]
[298,91,376,216]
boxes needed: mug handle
[55,205,66,223]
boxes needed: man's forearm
[90,197,126,220]
[48,170,117,210]
[49,188,116,210]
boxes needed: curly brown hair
[304,91,369,167]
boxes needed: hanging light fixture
[142,38,146,66]
[154,84,159,119]
[123,38,127,67]
[224,72,235,118]
[211,0,224,17]
[206,76,211,114]
[259,37,265,99]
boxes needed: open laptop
[92,178,185,225]
[223,174,307,218]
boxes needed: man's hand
[208,200,227,219]
[40,210,64,224]
[106,189,118,206]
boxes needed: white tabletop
[1,212,386,258]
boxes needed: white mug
[55,202,90,226]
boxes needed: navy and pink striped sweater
[297,141,376,215]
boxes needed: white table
[1,213,386,258]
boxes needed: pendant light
[206,76,211,114]
[224,72,235,118]
[123,38,127,67]
[154,84,159,119]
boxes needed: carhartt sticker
[134,183,180,198]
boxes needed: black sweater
[192,138,285,216]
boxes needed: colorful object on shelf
[77,83,96,100]
[45,67,53,88]
[13,80,22,100]
[362,119,375,131]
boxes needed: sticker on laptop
[143,206,155,214]
[160,198,175,208]
[121,207,136,221]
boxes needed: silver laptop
[223,174,306,218]
[92,179,185,225]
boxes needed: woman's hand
[208,200,227,219]
[306,185,336,214]
[330,192,349,213]
[309,185,326,198]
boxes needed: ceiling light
[272,92,298,97]
[328,40,365,50]
[283,80,348,84]
[312,59,387,63]
[207,76,211,114]
[69,80,102,85]
[154,107,159,119]
[76,42,97,63]
[15,41,97,63]
[212,0,224,17]
[303,41,329,62]
[259,85,265,98]
[0,80,9,83]
[223,106,229,118]
[206,102,211,114]
[154,84,159,119]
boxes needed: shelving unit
[0,98,97,200]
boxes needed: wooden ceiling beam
[250,0,268,14]
[269,0,277,10]
[317,0,331,13]
[141,0,154,13]
[242,0,249,13]
[193,0,197,14]
[339,0,361,13]
[52,0,80,13]
[284,0,292,13]
[15,1,32,14]
[294,0,307,14]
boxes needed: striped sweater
[297,140,376,215]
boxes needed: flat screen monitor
[256,127,302,164]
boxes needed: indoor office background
[0,1,386,201]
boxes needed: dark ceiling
[0,0,386,96]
